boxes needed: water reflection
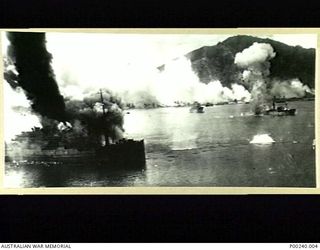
[5,162,146,187]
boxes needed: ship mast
[99,89,109,146]
[99,89,106,116]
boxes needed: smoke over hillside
[56,56,251,108]
[187,35,315,89]
[153,57,251,105]
[270,79,313,98]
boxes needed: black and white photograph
[2,30,317,188]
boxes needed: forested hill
[183,35,315,89]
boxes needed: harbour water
[4,100,316,188]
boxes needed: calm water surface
[5,101,316,187]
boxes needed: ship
[5,90,146,170]
[262,97,296,116]
[189,102,205,113]
[6,137,146,170]
[5,137,146,169]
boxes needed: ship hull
[6,140,146,170]
[190,106,204,113]
[263,108,296,116]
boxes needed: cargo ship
[262,97,296,116]
[5,90,146,170]
[5,136,146,170]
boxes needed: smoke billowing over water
[64,89,124,147]
[235,42,313,114]
[3,33,315,142]
[235,42,276,114]
[4,32,125,144]
[5,32,67,122]
[270,78,313,98]
[56,56,252,109]
[153,57,251,106]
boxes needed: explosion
[234,42,313,114]
[235,42,276,114]
[64,89,124,148]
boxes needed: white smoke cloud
[235,42,276,68]
[3,82,42,142]
[57,55,251,108]
[153,57,251,105]
[231,84,251,102]
[235,43,276,113]
[43,33,254,108]
[270,78,312,98]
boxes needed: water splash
[250,134,275,144]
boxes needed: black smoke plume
[4,32,125,148]
[5,32,67,122]
[64,89,124,148]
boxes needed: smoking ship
[5,90,146,170]
[4,32,146,170]
[5,131,145,169]
[261,97,296,116]
[5,128,146,170]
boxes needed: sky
[1,32,317,141]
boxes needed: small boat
[190,102,205,113]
